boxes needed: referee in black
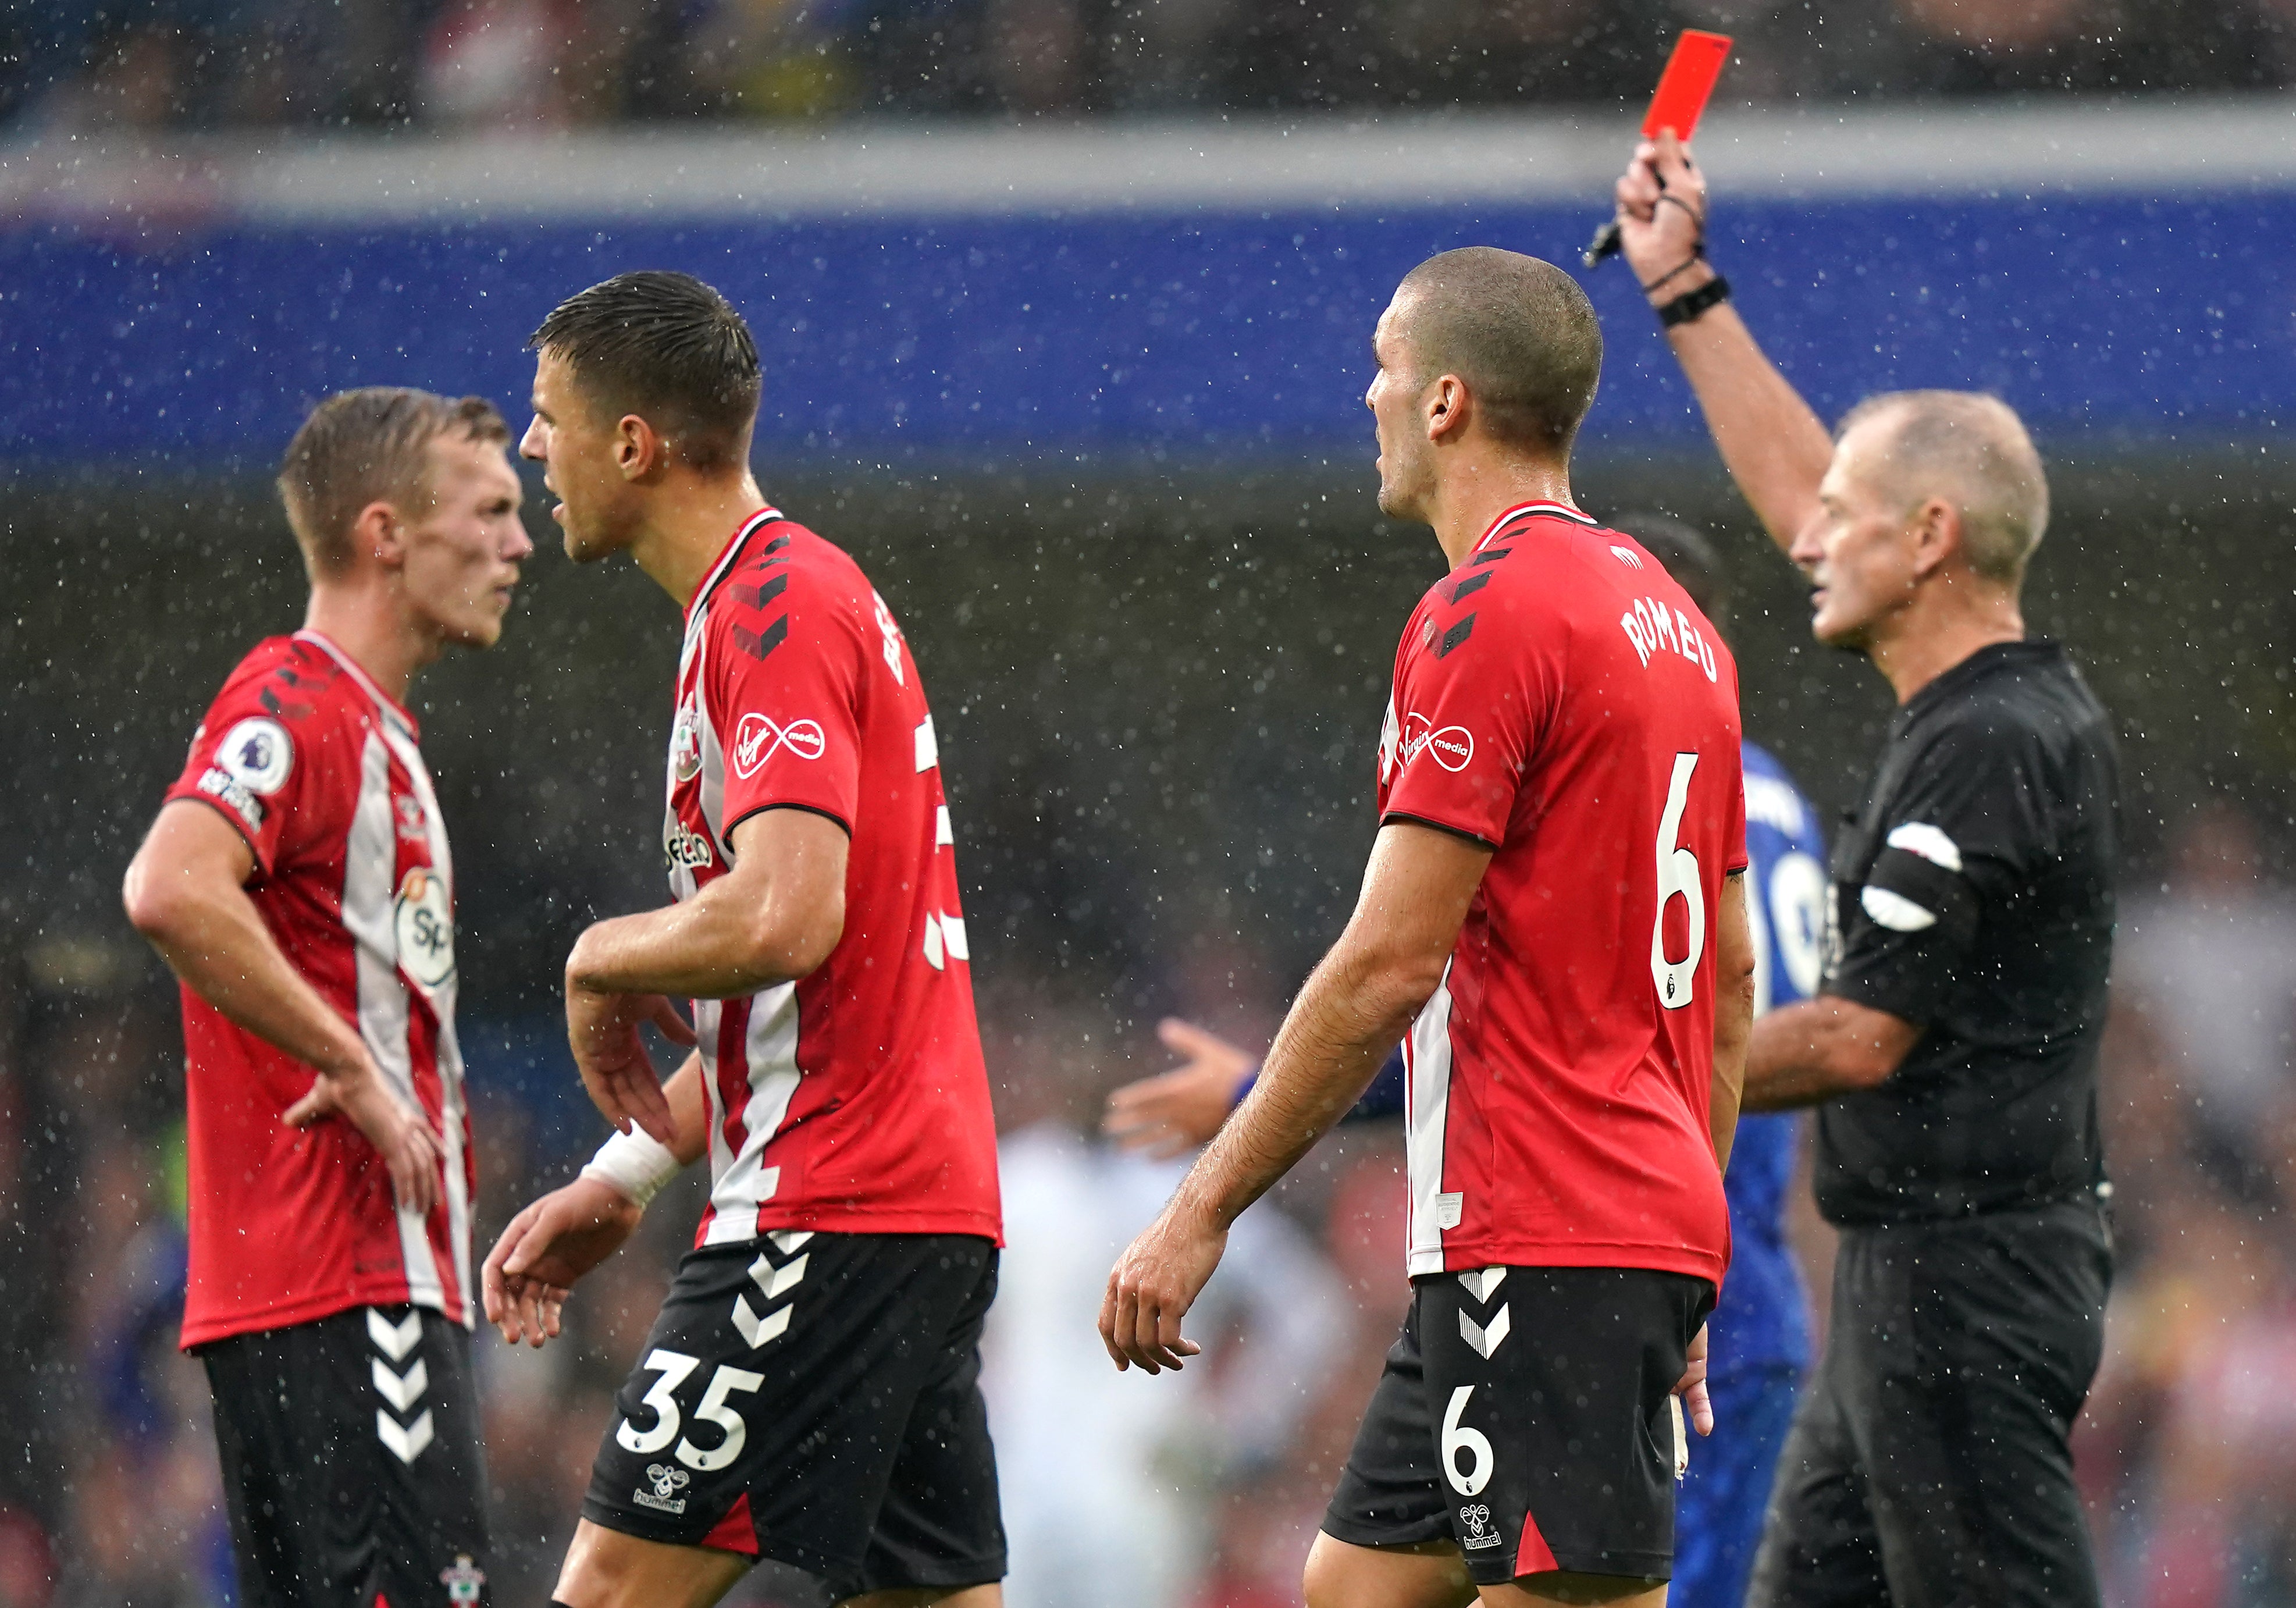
[1609,134,2118,1606]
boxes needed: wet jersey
[163,631,475,1348]
[1815,639,2117,1225]
[1714,741,1828,1374]
[1378,502,1747,1285]
[664,509,1000,1248]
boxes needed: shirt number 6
[1652,752,1706,1011]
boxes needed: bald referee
[1611,135,2119,1607]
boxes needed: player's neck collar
[1476,499,1597,552]
[294,629,417,734]
[687,506,785,621]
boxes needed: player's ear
[615,414,665,481]
[350,499,405,570]
[1426,374,1469,442]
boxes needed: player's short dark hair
[1615,511,1730,635]
[528,271,762,473]
[277,388,509,581]
[1393,248,1603,456]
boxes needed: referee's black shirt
[1815,639,2120,1226]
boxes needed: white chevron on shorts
[731,1297,792,1349]
[1459,1304,1512,1360]
[378,1408,435,1464]
[1459,1267,1507,1304]
[730,1239,813,1349]
[368,1308,422,1361]
[371,1356,429,1413]
[755,1253,809,1300]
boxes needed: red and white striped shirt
[664,510,1000,1248]
[1378,503,1746,1285]
[165,631,475,1347]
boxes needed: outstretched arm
[1742,995,1922,1111]
[1102,1023,1407,1158]
[1613,131,1835,552]
[1100,822,1490,1373]
[122,801,440,1215]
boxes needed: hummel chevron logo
[731,1240,812,1348]
[368,1308,421,1361]
[731,1297,792,1349]
[1458,1304,1512,1360]
[753,1253,809,1301]
[377,1408,435,1464]
[371,1357,428,1413]
[1459,1267,1507,1304]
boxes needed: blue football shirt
[1712,741,1828,1375]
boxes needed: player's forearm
[132,879,371,1078]
[660,1055,709,1168]
[1707,874,1756,1169]
[1658,281,1833,552]
[1741,997,1909,1111]
[567,876,841,999]
[1167,940,1433,1232]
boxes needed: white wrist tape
[581,1127,681,1210]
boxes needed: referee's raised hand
[1614,130,1711,300]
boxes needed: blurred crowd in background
[0,789,2288,1607]
[5,0,2296,132]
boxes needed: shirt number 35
[615,1350,765,1473]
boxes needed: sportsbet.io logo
[393,866,455,991]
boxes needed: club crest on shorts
[439,1554,486,1603]
[1460,1502,1503,1550]
[634,1463,691,1514]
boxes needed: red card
[1640,30,1732,141]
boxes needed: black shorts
[1750,1200,2111,1607]
[583,1230,1005,1599]
[1325,1266,1714,1586]
[201,1304,492,1608]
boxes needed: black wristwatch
[1656,274,1731,329]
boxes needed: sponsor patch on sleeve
[197,767,265,831]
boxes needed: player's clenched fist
[1099,1204,1224,1374]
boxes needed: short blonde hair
[277,388,509,579]
[1837,390,2049,584]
